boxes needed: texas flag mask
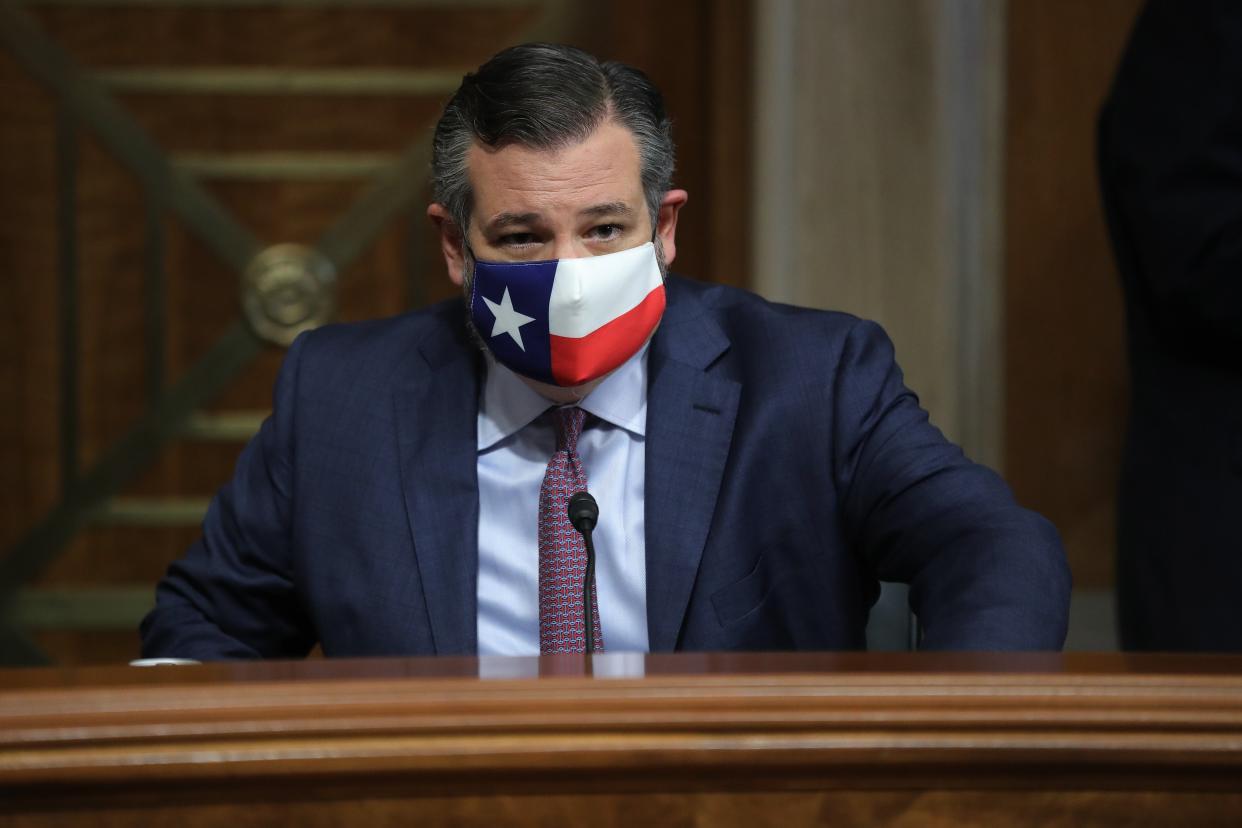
[469,242,666,387]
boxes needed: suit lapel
[393,319,481,655]
[645,285,740,651]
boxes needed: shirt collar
[477,341,650,451]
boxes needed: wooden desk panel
[2,653,1241,825]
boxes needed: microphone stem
[582,528,596,655]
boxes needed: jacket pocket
[711,555,804,627]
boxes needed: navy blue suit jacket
[141,276,1070,658]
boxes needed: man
[1100,1,1242,651]
[141,43,1070,659]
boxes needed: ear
[427,202,468,287]
[654,189,688,267]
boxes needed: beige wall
[753,0,1004,467]
[753,0,1143,597]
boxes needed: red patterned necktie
[538,406,604,654]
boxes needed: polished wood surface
[2,653,1241,824]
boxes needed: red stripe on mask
[549,286,665,386]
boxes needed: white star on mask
[482,287,536,351]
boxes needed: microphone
[567,491,599,654]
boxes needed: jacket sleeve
[833,319,1071,650]
[1099,0,1242,347]
[139,333,316,660]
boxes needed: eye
[497,232,539,248]
[588,224,624,242]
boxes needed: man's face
[429,119,686,287]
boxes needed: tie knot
[553,406,586,452]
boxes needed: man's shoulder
[665,274,869,347]
[660,275,904,398]
[280,298,476,401]
[293,297,467,366]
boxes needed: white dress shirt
[475,345,650,655]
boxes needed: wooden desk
[2,653,1240,825]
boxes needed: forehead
[466,120,644,224]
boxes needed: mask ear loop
[649,220,663,280]
[463,240,479,310]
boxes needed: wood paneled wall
[1004,0,1143,588]
[0,1,751,665]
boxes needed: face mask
[468,241,665,387]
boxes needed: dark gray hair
[431,43,675,235]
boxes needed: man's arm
[833,320,1071,650]
[1099,0,1242,348]
[139,334,316,660]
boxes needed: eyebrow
[580,201,635,219]
[483,202,636,232]
[486,211,541,231]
